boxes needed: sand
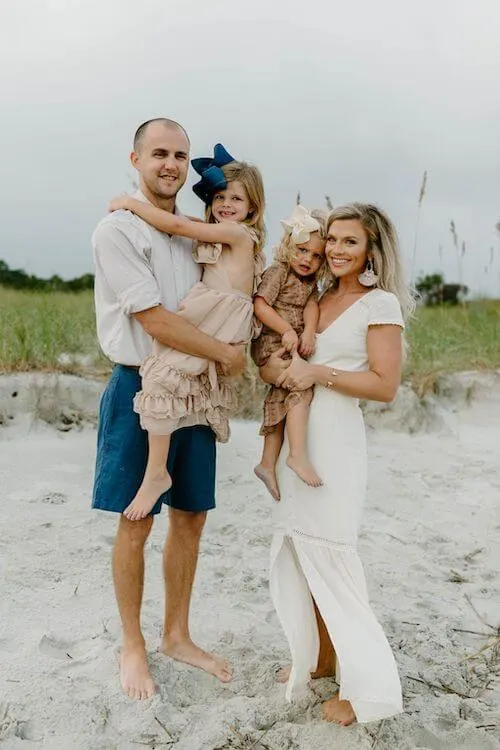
[0,372,499,750]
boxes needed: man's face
[131,123,190,201]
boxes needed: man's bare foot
[275,662,335,683]
[286,455,323,487]
[254,464,280,501]
[161,636,233,683]
[323,693,356,726]
[123,473,172,521]
[119,644,156,700]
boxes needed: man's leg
[160,507,232,682]
[113,513,156,699]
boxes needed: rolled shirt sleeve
[92,215,161,315]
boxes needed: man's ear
[130,150,139,169]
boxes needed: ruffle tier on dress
[134,237,265,442]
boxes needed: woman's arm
[277,325,403,402]
[109,196,245,245]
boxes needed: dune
[0,372,499,749]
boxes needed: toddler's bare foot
[286,455,323,487]
[123,473,172,521]
[323,693,356,726]
[254,464,280,501]
[161,635,233,683]
[119,643,156,700]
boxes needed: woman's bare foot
[161,635,233,683]
[275,664,291,683]
[323,693,356,726]
[286,455,323,487]
[254,464,280,501]
[123,473,172,521]
[119,644,156,700]
[275,662,335,683]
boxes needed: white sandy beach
[0,373,499,750]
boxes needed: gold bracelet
[326,368,338,389]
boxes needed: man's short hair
[133,118,190,152]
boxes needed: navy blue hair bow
[191,143,236,204]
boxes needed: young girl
[251,205,327,502]
[109,144,266,521]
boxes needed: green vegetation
[1,288,499,414]
[0,259,94,292]
[404,300,500,394]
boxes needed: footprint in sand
[39,492,67,505]
[39,635,79,661]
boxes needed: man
[92,118,246,700]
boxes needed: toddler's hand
[108,194,131,213]
[281,329,299,353]
[299,330,316,358]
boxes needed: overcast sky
[1,0,499,296]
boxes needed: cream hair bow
[280,205,321,244]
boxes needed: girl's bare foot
[286,455,323,487]
[161,635,233,683]
[123,473,172,521]
[275,662,335,683]
[323,693,356,726]
[119,644,156,701]
[254,464,280,501]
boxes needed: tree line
[0,260,94,292]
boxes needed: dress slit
[270,531,404,723]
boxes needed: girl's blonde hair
[325,203,415,320]
[274,208,329,283]
[205,161,266,253]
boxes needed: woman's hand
[276,351,316,391]
[109,194,132,212]
[259,347,290,385]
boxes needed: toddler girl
[251,205,327,501]
[109,144,265,520]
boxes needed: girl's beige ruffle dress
[134,235,264,442]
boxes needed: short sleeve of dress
[254,263,288,307]
[367,291,405,329]
[193,242,222,265]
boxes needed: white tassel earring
[358,256,379,287]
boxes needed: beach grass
[1,287,499,414]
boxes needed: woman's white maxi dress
[270,288,404,724]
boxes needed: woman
[262,203,414,726]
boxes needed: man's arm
[94,219,246,375]
[133,305,246,375]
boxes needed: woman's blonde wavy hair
[325,203,415,321]
[274,208,329,285]
[205,161,266,254]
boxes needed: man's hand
[298,329,316,358]
[219,344,247,377]
[281,328,299,353]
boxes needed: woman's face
[325,219,370,279]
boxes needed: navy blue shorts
[92,365,216,515]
